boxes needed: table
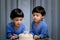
[15,38,52,40]
[35,38,52,40]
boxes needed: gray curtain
[0,0,60,40]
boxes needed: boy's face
[13,17,23,27]
[32,13,44,23]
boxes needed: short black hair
[10,8,24,19]
[32,6,46,16]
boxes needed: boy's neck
[14,25,19,30]
[35,21,41,26]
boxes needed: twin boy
[6,6,49,40]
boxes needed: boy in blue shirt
[6,8,26,40]
[30,6,49,40]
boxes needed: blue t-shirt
[30,20,49,38]
[6,22,26,39]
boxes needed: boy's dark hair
[10,8,24,19]
[32,6,46,16]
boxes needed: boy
[6,8,26,40]
[30,6,49,40]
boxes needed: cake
[19,32,34,40]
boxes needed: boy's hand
[10,34,18,40]
[34,35,38,39]
[13,34,18,38]
[34,35,40,40]
[37,36,40,38]
[10,36,16,40]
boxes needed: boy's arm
[6,25,12,39]
[30,26,34,36]
[39,24,49,38]
[22,25,26,33]
[30,21,35,36]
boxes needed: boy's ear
[42,16,45,18]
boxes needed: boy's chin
[34,20,40,23]
[34,21,38,23]
[16,25,20,27]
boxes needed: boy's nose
[18,21,22,24]
[34,16,37,18]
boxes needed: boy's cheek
[34,18,39,22]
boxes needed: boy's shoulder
[7,22,13,25]
[7,22,14,26]
[6,22,14,28]
[32,21,35,24]
[20,23,25,27]
[42,20,47,24]
[41,20,48,27]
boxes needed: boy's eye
[20,19,22,21]
[33,15,35,16]
[15,19,22,21]
[36,15,39,17]
[13,17,23,22]
[15,19,19,21]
